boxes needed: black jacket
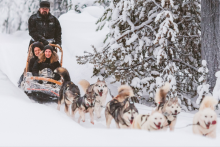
[32,58,61,81]
[29,57,38,72]
[28,11,62,45]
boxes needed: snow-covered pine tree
[153,0,179,102]
[65,0,97,13]
[0,0,38,33]
[95,0,110,8]
[77,0,202,110]
[196,60,210,104]
[77,0,161,100]
[174,0,201,97]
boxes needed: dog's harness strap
[175,123,200,129]
[158,102,165,110]
[141,115,149,127]
[167,120,172,125]
[83,95,89,110]
[95,100,106,108]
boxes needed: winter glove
[38,80,43,84]
[42,40,49,46]
[53,73,61,81]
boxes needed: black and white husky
[105,85,139,128]
[71,85,96,124]
[78,79,108,118]
[155,82,181,131]
[54,67,80,116]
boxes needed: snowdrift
[0,7,219,146]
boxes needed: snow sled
[21,44,63,103]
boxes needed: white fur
[142,111,166,131]
[93,80,108,118]
[193,96,218,138]
[132,110,166,131]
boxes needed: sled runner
[21,44,63,102]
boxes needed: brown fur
[78,79,91,93]
[38,51,59,63]
[155,82,171,103]
[114,85,134,102]
[199,96,218,111]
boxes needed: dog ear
[124,101,130,108]
[158,107,162,113]
[87,85,94,93]
[97,78,100,82]
[174,97,179,103]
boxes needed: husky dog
[71,81,97,124]
[105,85,138,128]
[54,67,80,116]
[193,96,218,138]
[79,79,108,118]
[155,82,181,131]
[132,109,166,131]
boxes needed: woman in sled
[32,45,61,82]
[18,42,44,87]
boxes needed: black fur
[106,98,138,127]
[55,67,80,110]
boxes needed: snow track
[0,7,219,146]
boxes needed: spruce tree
[76,0,202,110]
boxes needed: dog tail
[199,96,218,111]
[78,79,90,93]
[155,82,171,103]
[118,85,134,98]
[54,67,71,82]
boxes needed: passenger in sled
[32,45,61,84]
[18,42,44,87]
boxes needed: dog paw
[91,121,94,125]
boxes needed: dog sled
[20,43,63,103]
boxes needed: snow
[0,6,220,146]
[213,71,220,102]
[202,60,207,66]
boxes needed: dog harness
[196,122,209,137]
[140,115,149,127]
[108,99,130,127]
[157,102,176,127]
[95,100,105,108]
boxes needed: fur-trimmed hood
[38,51,59,64]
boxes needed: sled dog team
[54,67,218,139]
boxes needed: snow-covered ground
[0,7,219,146]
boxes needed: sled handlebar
[30,77,62,86]
[26,43,63,73]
